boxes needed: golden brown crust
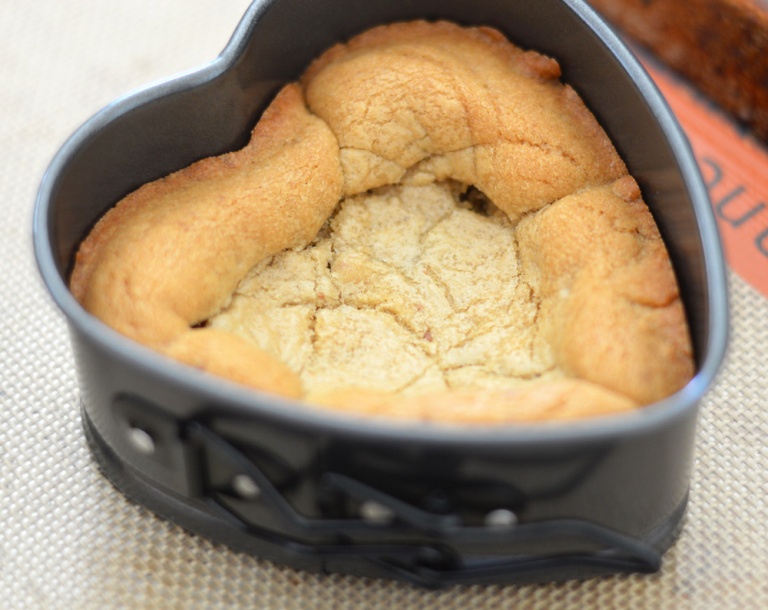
[70,21,693,422]
[302,21,625,213]
[164,328,302,398]
[516,176,694,403]
[308,378,638,423]
[70,84,344,395]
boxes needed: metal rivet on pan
[232,474,261,499]
[127,427,155,455]
[484,508,518,528]
[359,500,395,524]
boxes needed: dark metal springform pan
[33,0,728,587]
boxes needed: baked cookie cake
[70,21,694,423]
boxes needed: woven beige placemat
[2,1,767,608]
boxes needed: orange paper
[640,54,768,298]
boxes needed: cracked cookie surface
[209,182,559,399]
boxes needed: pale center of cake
[208,182,561,397]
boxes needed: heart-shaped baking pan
[34,0,727,587]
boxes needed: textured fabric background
[2,1,767,608]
